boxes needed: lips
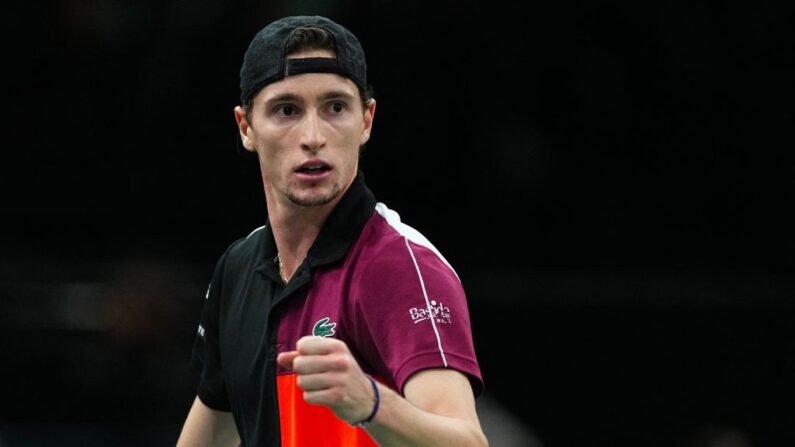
[295,160,332,176]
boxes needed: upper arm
[353,237,483,394]
[177,396,239,447]
[402,368,482,429]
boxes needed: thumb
[277,351,299,370]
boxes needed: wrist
[350,374,380,427]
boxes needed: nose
[299,110,326,153]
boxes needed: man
[177,15,487,447]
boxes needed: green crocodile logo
[312,317,337,337]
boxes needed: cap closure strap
[285,57,349,78]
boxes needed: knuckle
[296,338,309,351]
[329,355,348,371]
[328,389,344,405]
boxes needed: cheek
[340,120,365,147]
[257,131,291,160]
[257,143,287,177]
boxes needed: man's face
[236,50,375,209]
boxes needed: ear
[360,99,376,145]
[234,106,256,152]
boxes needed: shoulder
[213,224,268,276]
[353,203,460,289]
[228,224,267,260]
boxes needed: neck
[264,185,348,281]
[269,204,331,275]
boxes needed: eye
[329,101,346,113]
[275,104,298,117]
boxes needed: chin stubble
[285,183,342,207]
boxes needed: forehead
[254,72,360,106]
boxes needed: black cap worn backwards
[239,15,368,104]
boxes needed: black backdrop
[1,1,793,446]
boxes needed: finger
[277,351,299,370]
[302,388,344,407]
[296,372,335,392]
[292,352,347,375]
[296,335,344,355]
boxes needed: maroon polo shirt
[193,172,482,447]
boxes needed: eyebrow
[263,90,356,108]
[318,90,356,102]
[264,93,302,108]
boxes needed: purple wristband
[351,374,380,427]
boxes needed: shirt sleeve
[191,246,233,411]
[353,238,484,396]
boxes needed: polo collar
[256,171,376,284]
[306,171,376,267]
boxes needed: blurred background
[1,0,793,446]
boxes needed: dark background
[1,1,793,446]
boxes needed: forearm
[177,396,240,447]
[364,384,488,447]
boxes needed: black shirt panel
[193,241,240,411]
[219,230,280,446]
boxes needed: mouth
[295,160,332,177]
